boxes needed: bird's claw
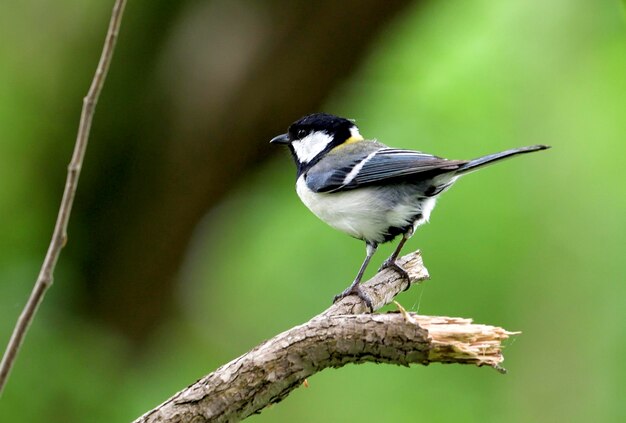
[378,260,411,291]
[333,285,373,311]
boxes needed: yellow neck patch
[345,134,364,144]
[332,134,364,151]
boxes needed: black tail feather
[456,144,550,175]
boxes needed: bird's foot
[333,284,373,311]
[378,259,411,291]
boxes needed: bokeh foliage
[1,0,625,422]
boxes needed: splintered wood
[414,315,519,372]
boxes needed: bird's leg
[378,231,412,291]
[333,242,377,310]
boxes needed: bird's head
[270,113,363,170]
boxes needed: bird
[270,113,549,309]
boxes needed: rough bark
[133,251,519,423]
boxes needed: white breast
[296,176,436,243]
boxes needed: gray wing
[306,148,467,193]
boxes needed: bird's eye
[297,129,307,139]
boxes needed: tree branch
[133,251,519,423]
[0,0,127,395]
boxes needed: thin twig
[0,0,128,395]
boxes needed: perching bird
[271,113,549,309]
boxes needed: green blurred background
[1,0,625,421]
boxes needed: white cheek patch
[291,131,333,163]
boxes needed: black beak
[270,133,290,145]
